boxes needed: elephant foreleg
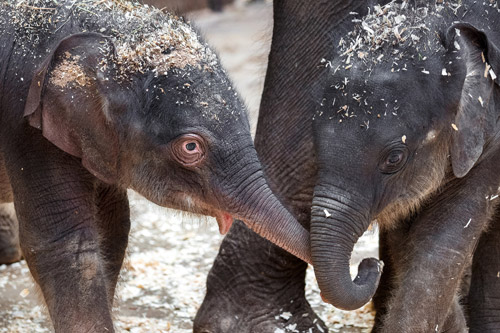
[380,164,496,333]
[467,206,500,332]
[443,297,468,333]
[8,140,114,333]
[95,184,130,307]
[373,218,467,333]
[372,224,409,332]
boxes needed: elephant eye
[171,134,206,167]
[185,142,197,151]
[387,151,403,164]
[379,147,408,174]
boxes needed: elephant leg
[0,153,20,265]
[0,203,21,264]
[95,184,130,306]
[8,141,114,332]
[373,219,467,333]
[442,297,468,333]
[194,220,327,333]
[380,171,494,332]
[467,207,500,332]
[208,0,223,11]
[372,226,404,332]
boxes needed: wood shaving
[49,55,91,88]
[19,289,30,298]
[490,69,498,81]
[485,63,491,78]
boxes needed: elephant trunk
[219,152,311,263]
[230,169,311,264]
[310,194,382,310]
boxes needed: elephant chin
[310,200,383,310]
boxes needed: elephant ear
[24,33,119,184]
[448,23,500,178]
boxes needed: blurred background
[0,1,377,332]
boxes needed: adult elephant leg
[380,164,496,333]
[194,220,326,333]
[95,185,130,306]
[7,136,114,332]
[467,206,500,332]
[0,203,21,264]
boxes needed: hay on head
[4,0,219,77]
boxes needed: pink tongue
[217,213,233,235]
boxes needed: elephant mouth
[181,195,234,235]
[158,193,234,235]
[215,211,233,235]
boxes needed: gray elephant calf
[313,1,500,331]
[0,0,311,331]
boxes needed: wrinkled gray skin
[196,0,500,332]
[194,1,386,332]
[0,1,312,332]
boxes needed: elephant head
[311,3,500,311]
[23,30,311,263]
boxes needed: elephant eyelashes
[379,147,409,174]
[171,134,206,167]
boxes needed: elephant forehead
[320,72,421,123]
[336,1,447,67]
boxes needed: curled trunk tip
[310,199,383,310]
[319,257,383,310]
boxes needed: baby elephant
[0,1,311,332]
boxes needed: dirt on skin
[0,2,378,332]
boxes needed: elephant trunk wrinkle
[310,196,382,310]
[228,175,311,264]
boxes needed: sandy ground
[0,2,379,332]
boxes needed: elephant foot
[0,244,21,264]
[194,292,327,333]
[0,203,21,264]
